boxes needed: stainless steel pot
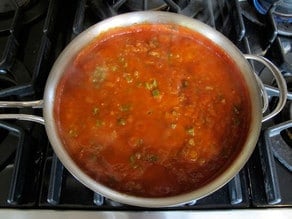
[0,11,288,207]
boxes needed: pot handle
[244,54,287,122]
[253,73,269,114]
[0,100,45,125]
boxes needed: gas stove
[0,0,291,218]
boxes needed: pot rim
[43,11,262,207]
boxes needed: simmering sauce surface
[55,23,251,197]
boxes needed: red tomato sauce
[54,23,251,197]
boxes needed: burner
[266,119,292,171]
[0,123,18,172]
[253,0,277,14]
[266,74,292,171]
[273,0,292,18]
[272,1,292,36]
[0,0,47,32]
[0,60,33,98]
[124,0,168,11]
[270,75,292,144]
[277,75,292,146]
[123,0,196,12]
[0,0,31,14]
[0,74,16,89]
[90,0,204,20]
[278,101,292,145]
[247,0,292,37]
[253,0,292,20]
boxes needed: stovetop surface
[0,0,291,211]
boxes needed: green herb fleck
[171,123,177,129]
[148,51,160,58]
[96,120,105,127]
[145,154,158,163]
[130,154,136,164]
[119,104,132,112]
[233,105,240,115]
[152,89,160,98]
[188,138,195,146]
[129,153,141,169]
[117,118,126,126]
[92,107,100,115]
[149,38,159,48]
[91,66,107,87]
[68,129,78,138]
[145,79,158,90]
[232,116,241,126]
[111,66,118,72]
[181,79,189,88]
[123,73,133,83]
[186,127,195,136]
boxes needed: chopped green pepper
[186,127,195,136]
[145,154,158,163]
[145,79,158,90]
[171,123,177,129]
[151,89,160,98]
[96,119,105,127]
[181,79,189,88]
[123,73,133,83]
[91,66,107,87]
[188,138,195,146]
[119,104,132,112]
[68,129,78,138]
[117,118,126,126]
[92,107,100,115]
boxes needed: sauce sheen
[54,23,251,197]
